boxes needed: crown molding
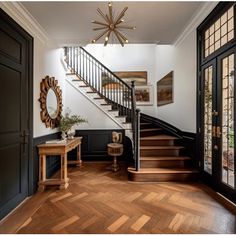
[174,1,219,46]
[0,1,49,44]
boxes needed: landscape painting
[101,72,121,90]
[135,85,153,105]
[114,71,147,86]
[157,71,173,106]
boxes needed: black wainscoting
[75,129,133,162]
[32,132,61,193]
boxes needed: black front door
[0,9,33,219]
[200,48,236,202]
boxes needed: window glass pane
[215,40,220,50]
[228,30,234,41]
[204,66,213,174]
[209,45,214,54]
[221,12,227,25]
[210,34,214,45]
[228,6,234,19]
[205,29,209,39]
[228,18,234,31]
[221,54,235,188]
[205,39,209,48]
[210,25,215,35]
[215,29,221,41]
[221,23,227,36]
[215,19,221,30]
[221,35,227,46]
[205,49,209,57]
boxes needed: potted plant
[59,108,87,139]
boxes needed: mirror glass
[46,88,58,119]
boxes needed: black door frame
[197,2,236,202]
[0,9,34,196]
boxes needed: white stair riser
[101,105,112,111]
[123,123,132,129]
[115,117,126,123]
[108,111,119,116]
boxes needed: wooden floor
[1,162,236,234]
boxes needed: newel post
[135,108,141,171]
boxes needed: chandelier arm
[104,30,112,46]
[97,8,109,23]
[114,7,128,25]
[116,25,136,30]
[115,30,128,43]
[114,29,124,47]
[108,2,113,22]
[93,26,108,31]
[92,29,110,43]
[92,21,109,27]
[106,14,111,24]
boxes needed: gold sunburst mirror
[91,2,136,47]
[39,76,62,128]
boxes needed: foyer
[1,1,236,234]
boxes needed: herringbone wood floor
[3,163,236,234]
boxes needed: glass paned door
[201,50,236,200]
[221,53,235,188]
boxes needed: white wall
[155,38,196,132]
[85,44,157,116]
[65,81,120,130]
[33,44,66,137]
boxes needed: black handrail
[79,47,131,88]
[64,46,140,171]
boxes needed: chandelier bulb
[105,36,109,41]
[125,39,128,43]
[92,39,96,43]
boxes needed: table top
[107,143,123,148]
[37,136,82,148]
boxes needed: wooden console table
[37,137,82,192]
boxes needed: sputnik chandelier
[91,2,136,47]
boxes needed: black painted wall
[32,129,133,193]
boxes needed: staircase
[64,46,198,182]
[128,122,198,182]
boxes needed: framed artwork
[135,85,153,106]
[114,71,147,86]
[101,72,121,90]
[157,71,173,106]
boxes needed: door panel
[217,49,236,199]
[0,10,30,219]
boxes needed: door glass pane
[204,66,213,174]
[221,53,235,188]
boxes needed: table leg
[38,155,46,192]
[76,144,82,167]
[60,153,69,190]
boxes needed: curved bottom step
[127,167,198,182]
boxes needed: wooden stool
[107,143,123,172]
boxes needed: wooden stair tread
[79,85,89,87]
[141,135,177,140]
[140,145,184,150]
[93,97,103,100]
[140,156,191,161]
[140,128,162,132]
[128,167,198,174]
[140,122,151,125]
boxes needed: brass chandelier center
[91,2,136,47]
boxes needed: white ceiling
[22,1,204,46]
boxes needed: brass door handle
[216,126,221,138]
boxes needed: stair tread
[140,156,191,161]
[108,109,119,112]
[101,104,111,106]
[140,122,151,125]
[79,85,89,87]
[140,128,162,132]
[141,135,177,140]
[128,167,198,174]
[86,91,97,93]
[140,145,184,150]
[93,97,103,100]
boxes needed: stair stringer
[65,74,133,139]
